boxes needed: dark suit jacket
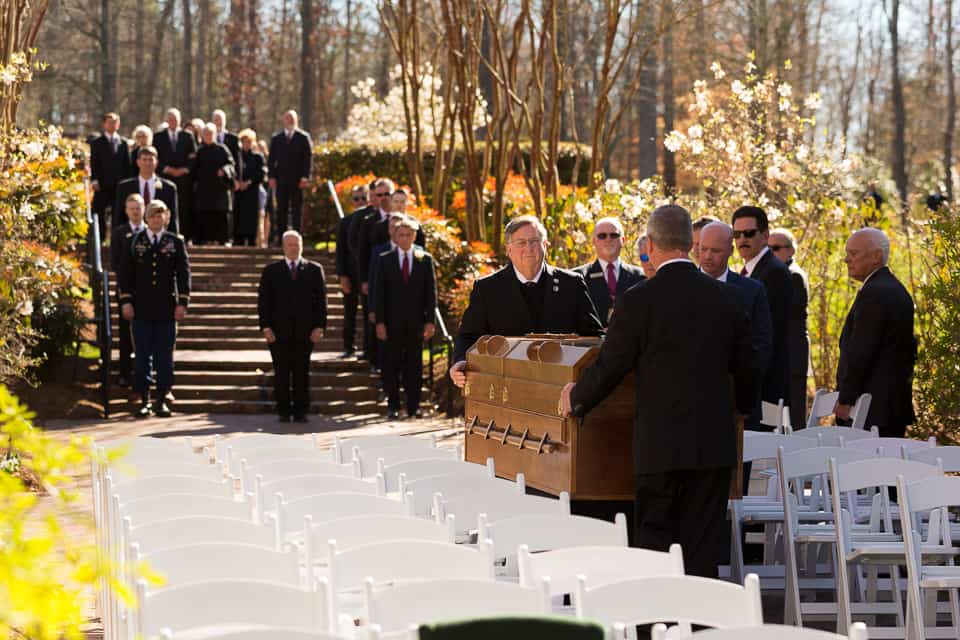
[109,223,146,273]
[453,264,603,362]
[575,259,645,326]
[725,271,773,375]
[786,259,810,380]
[837,266,917,433]
[218,131,240,168]
[257,259,328,341]
[368,241,424,308]
[153,129,198,173]
[114,176,180,232]
[356,212,427,283]
[336,211,360,279]
[268,129,313,186]
[374,247,438,332]
[749,249,793,404]
[90,133,132,192]
[571,261,756,476]
[191,142,236,212]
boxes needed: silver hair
[395,215,421,232]
[770,227,797,248]
[282,230,303,243]
[212,109,226,121]
[132,124,153,140]
[856,227,890,264]
[372,177,396,192]
[504,215,548,243]
[202,122,218,136]
[593,216,624,236]
[165,108,181,123]
[702,221,734,243]
[646,205,692,252]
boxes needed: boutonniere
[154,180,164,190]
[413,249,425,261]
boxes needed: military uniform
[118,228,191,413]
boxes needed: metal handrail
[85,177,112,418]
[327,179,345,220]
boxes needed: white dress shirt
[742,246,770,277]
[138,176,157,202]
[513,262,545,284]
[598,258,622,281]
[701,267,729,282]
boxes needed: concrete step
[110,384,380,402]
[106,397,385,416]
[110,350,370,370]
[110,314,360,328]
[170,370,375,386]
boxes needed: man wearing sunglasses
[449,215,602,387]
[768,228,810,429]
[575,217,645,327]
[732,206,793,421]
[334,183,369,358]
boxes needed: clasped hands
[261,327,324,345]
[375,323,435,342]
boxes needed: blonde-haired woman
[233,128,267,246]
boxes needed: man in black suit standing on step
[115,146,180,233]
[268,110,313,235]
[153,109,197,239]
[335,183,369,358]
[835,228,916,436]
[575,216,645,327]
[90,112,131,235]
[374,216,437,419]
[449,215,603,387]
[257,230,328,423]
[732,205,793,414]
[561,205,756,578]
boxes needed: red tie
[142,181,151,206]
[606,263,617,301]
[740,267,748,276]
[290,261,298,280]
[402,252,410,284]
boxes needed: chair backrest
[379,457,493,493]
[742,432,810,463]
[257,474,379,519]
[844,436,935,457]
[163,631,349,640]
[129,516,275,554]
[437,490,570,536]
[909,445,960,471]
[113,474,234,504]
[402,473,523,516]
[777,446,875,483]
[121,493,250,527]
[354,445,460,478]
[138,579,328,636]
[232,446,324,473]
[830,457,940,495]
[363,578,550,633]
[849,393,873,430]
[109,460,221,481]
[760,399,790,433]
[327,539,493,593]
[216,433,317,460]
[333,434,436,464]
[277,492,409,540]
[306,514,455,561]
[575,574,763,630]
[241,458,355,493]
[101,436,193,455]
[806,390,840,428]
[142,542,300,587]
[791,426,878,447]
[520,543,684,597]
[484,513,628,566]
[689,623,868,640]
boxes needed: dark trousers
[361,294,378,364]
[269,338,313,417]
[132,319,176,395]
[116,302,134,378]
[93,187,116,238]
[171,174,192,238]
[342,286,358,353]
[276,183,304,231]
[634,467,731,578]
[196,209,229,245]
[382,326,423,414]
[788,372,807,429]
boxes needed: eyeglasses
[375,192,391,198]
[768,244,791,251]
[351,196,366,202]
[509,238,542,249]
[596,232,621,240]
[639,253,649,263]
[732,229,760,239]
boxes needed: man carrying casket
[449,215,603,388]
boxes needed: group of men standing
[450,204,917,580]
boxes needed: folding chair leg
[949,587,960,640]
[784,538,803,626]
[891,564,905,629]
[925,589,938,631]
[730,508,745,584]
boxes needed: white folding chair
[807,390,841,428]
[255,474,380,522]
[400,472,524,517]
[332,434,437,464]
[228,445,325,476]
[240,458,355,494]
[849,394,873,430]
[353,445,461,479]
[304,514,456,563]
[793,426,880,447]
[112,474,235,503]
[761,399,791,434]
[215,433,318,463]
[276,492,410,545]
[483,512,628,576]
[435,489,570,537]
[109,460,224,481]
[845,436,936,457]
[139,542,301,587]
[120,493,251,528]
[688,623,868,640]
[520,543,684,599]
[909,446,960,471]
[363,577,551,634]
[575,574,763,639]
[127,516,276,554]
[137,578,330,638]
[896,474,960,640]
[377,457,494,494]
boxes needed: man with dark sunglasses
[732,206,793,424]
[575,217,645,327]
[334,183,369,358]
[769,228,810,428]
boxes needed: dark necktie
[142,181,151,206]
[525,281,536,288]
[152,234,159,248]
[110,136,118,154]
[740,267,748,276]
[290,261,298,280]
[606,263,617,301]
[401,252,410,284]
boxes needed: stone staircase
[107,245,383,417]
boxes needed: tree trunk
[299,0,314,132]
[945,0,956,202]
[635,18,658,179]
[341,0,351,128]
[661,0,675,191]
[887,0,908,218]
[182,0,194,116]
[195,0,210,116]
[246,0,258,124]
[144,0,177,120]
[134,0,145,122]
[100,0,113,110]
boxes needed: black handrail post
[85,177,112,418]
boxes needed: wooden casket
[463,334,635,501]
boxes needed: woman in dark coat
[233,129,267,246]
[191,123,235,244]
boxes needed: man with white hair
[153,107,198,241]
[257,230,328,422]
[835,227,917,436]
[575,216,645,327]
[211,109,240,167]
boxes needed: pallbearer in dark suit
[334,184,369,358]
[257,231,328,422]
[233,129,268,247]
[118,201,191,418]
[374,216,437,419]
[109,193,147,386]
[562,205,756,578]
[114,146,180,233]
[769,228,810,429]
[211,110,241,167]
[90,112,132,233]
[733,206,793,409]
[191,123,236,245]
[449,215,603,387]
[835,228,917,436]
[575,217,645,327]
[268,110,313,233]
[153,108,198,241]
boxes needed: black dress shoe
[409,410,423,419]
[386,409,399,419]
[153,402,172,418]
[277,415,291,423]
[339,350,354,359]
[293,414,309,423]
[135,402,153,419]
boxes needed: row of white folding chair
[239,456,356,494]
[214,432,319,468]
[332,433,438,464]
[400,471,526,517]
[302,514,457,564]
[434,487,571,537]
[276,492,412,546]
[254,473,381,523]
[684,624,868,640]
[377,457,495,494]
[353,444,463,479]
